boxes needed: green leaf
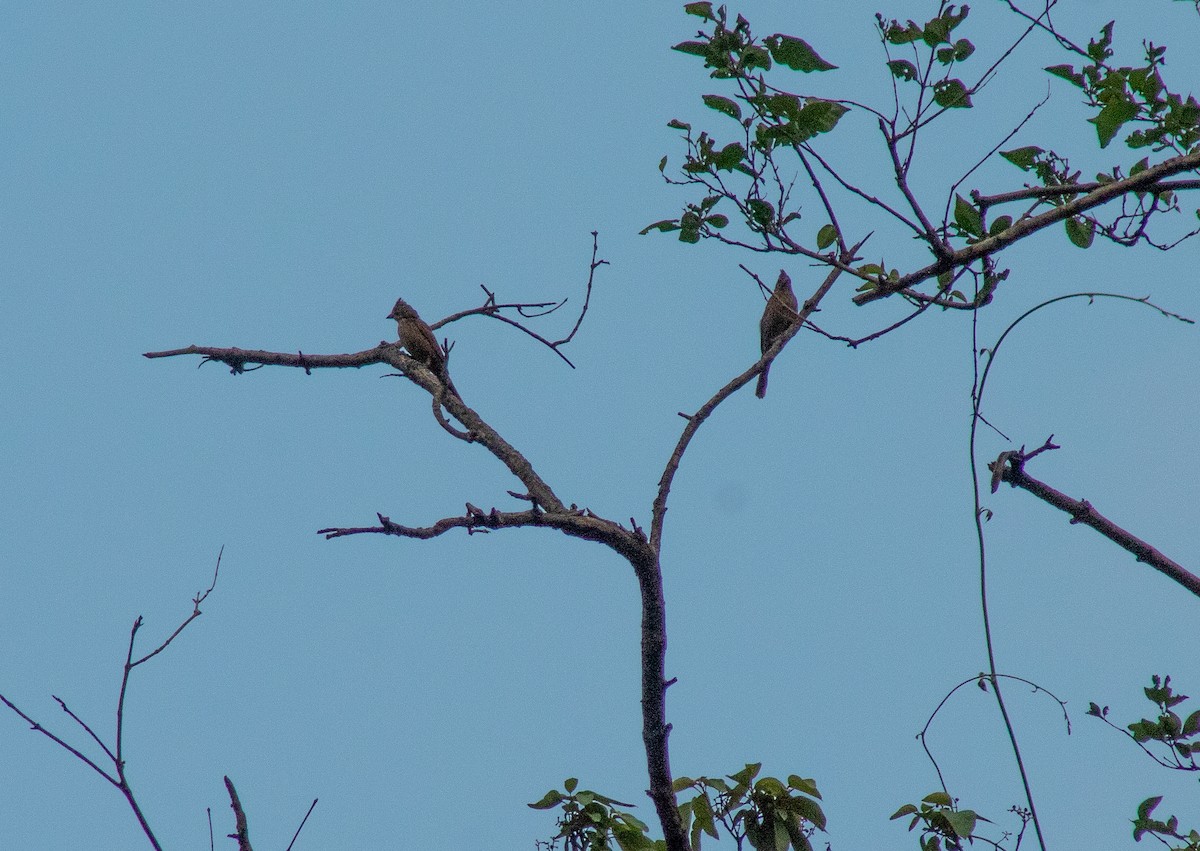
[793,796,827,830]
[922,791,953,807]
[922,5,969,47]
[1137,796,1163,820]
[816,224,838,249]
[672,41,711,58]
[1065,215,1095,248]
[684,2,714,20]
[564,777,578,793]
[713,142,746,172]
[692,793,719,839]
[741,45,772,72]
[1045,64,1084,88]
[528,789,564,810]
[954,194,983,237]
[988,215,1013,236]
[639,219,680,235]
[614,825,656,851]
[1087,21,1115,64]
[729,763,761,787]
[1090,98,1139,148]
[765,92,802,119]
[755,776,787,796]
[702,94,742,120]
[887,59,918,81]
[933,79,972,108]
[890,804,918,820]
[884,21,924,45]
[680,210,702,243]
[789,99,849,140]
[706,214,729,229]
[1000,146,1043,170]
[666,118,691,132]
[944,809,977,839]
[747,199,775,228]
[766,35,837,72]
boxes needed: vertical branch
[634,548,689,851]
[225,776,254,851]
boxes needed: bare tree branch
[991,444,1200,598]
[0,549,225,851]
[224,776,253,851]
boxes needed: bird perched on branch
[388,297,459,397]
[756,270,798,399]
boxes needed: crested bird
[756,270,798,399]
[388,297,459,397]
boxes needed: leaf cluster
[530,779,659,851]
[640,4,844,243]
[1088,674,1200,768]
[1046,23,1200,151]
[879,4,976,109]
[673,763,826,851]
[890,791,988,851]
[1132,796,1200,850]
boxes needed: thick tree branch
[145,344,568,514]
[853,149,1200,305]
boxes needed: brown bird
[387,297,459,397]
[756,270,798,399]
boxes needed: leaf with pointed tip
[1000,146,1043,170]
[1065,215,1095,248]
[702,94,742,120]
[1045,64,1084,87]
[766,35,836,72]
[954,194,982,237]
[887,59,918,81]
[944,809,978,839]
[528,790,564,810]
[639,219,680,235]
[933,78,972,108]
[988,215,1012,236]
[713,142,746,172]
[673,41,711,58]
[1090,98,1139,148]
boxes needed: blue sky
[3,2,1198,848]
